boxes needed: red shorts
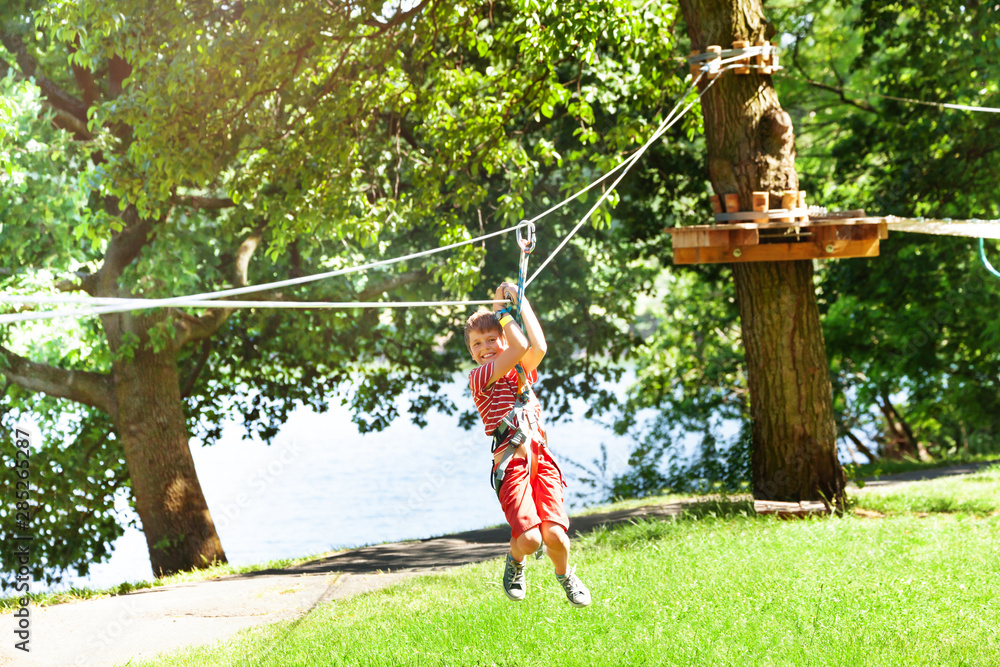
[497,442,569,539]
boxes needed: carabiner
[516,220,536,254]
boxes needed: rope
[510,222,536,401]
[526,66,729,287]
[780,70,1000,114]
[0,224,526,325]
[0,298,506,324]
[981,238,1000,279]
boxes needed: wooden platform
[667,215,888,265]
[753,499,831,517]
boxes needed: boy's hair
[464,309,502,352]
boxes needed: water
[69,381,637,590]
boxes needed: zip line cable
[0,69,719,325]
[780,70,1000,114]
[0,225,523,325]
[527,68,723,286]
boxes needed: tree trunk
[111,340,227,576]
[845,430,878,463]
[876,392,925,460]
[678,0,845,504]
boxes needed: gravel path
[2,460,993,667]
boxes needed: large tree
[1,0,685,581]
[676,0,845,503]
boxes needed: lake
[67,380,639,590]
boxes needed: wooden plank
[666,218,887,232]
[754,500,829,517]
[886,218,1000,239]
[671,228,732,248]
[673,238,880,265]
[732,228,760,246]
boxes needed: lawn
[852,463,1000,515]
[136,473,1000,666]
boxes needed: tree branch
[362,0,432,32]
[844,430,878,462]
[0,30,90,122]
[90,204,156,295]
[173,194,238,210]
[180,339,213,399]
[173,223,265,346]
[0,345,116,419]
[68,38,101,107]
[793,59,877,114]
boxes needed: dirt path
[2,460,994,667]
[0,502,685,667]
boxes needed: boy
[465,282,591,607]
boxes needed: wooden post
[752,191,769,215]
[706,45,722,79]
[733,40,749,74]
[723,193,740,214]
[754,40,772,75]
[780,190,797,223]
[689,50,701,79]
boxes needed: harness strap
[490,398,545,497]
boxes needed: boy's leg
[534,447,591,607]
[540,522,570,575]
[511,528,542,562]
[498,456,542,601]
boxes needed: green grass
[136,507,1000,665]
[852,464,1000,516]
[0,551,338,612]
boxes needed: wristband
[498,315,514,328]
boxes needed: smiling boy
[465,282,591,607]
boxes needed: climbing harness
[489,221,547,496]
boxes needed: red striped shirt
[469,362,542,439]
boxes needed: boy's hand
[494,282,517,311]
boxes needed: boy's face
[467,327,506,366]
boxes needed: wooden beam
[665,217,888,233]
[673,238,880,265]
[886,218,1000,240]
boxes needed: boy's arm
[497,282,547,373]
[483,282,530,386]
[486,317,529,387]
[517,295,546,373]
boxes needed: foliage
[1,0,692,582]
[581,0,1000,503]
[774,0,1000,459]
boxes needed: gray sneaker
[503,554,526,601]
[558,567,591,607]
